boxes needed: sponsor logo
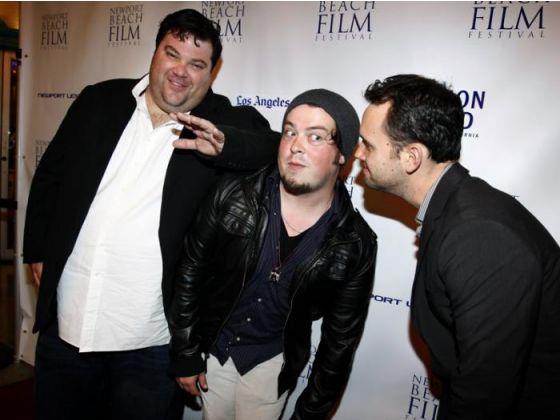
[459,89,486,139]
[315,1,375,42]
[41,13,68,49]
[236,94,291,109]
[36,92,78,99]
[202,1,245,43]
[468,1,547,40]
[405,374,440,420]
[371,293,410,307]
[108,4,143,47]
[34,140,50,168]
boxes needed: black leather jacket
[169,165,377,419]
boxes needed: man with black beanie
[169,89,378,419]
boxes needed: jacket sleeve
[213,106,280,171]
[167,182,227,377]
[437,220,541,419]
[23,86,92,263]
[292,235,378,419]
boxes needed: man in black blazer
[355,74,560,419]
[23,9,278,420]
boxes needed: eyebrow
[283,121,329,131]
[360,135,373,147]
[164,45,180,55]
[190,58,208,67]
[164,46,209,67]
[307,125,329,131]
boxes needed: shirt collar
[132,74,150,103]
[415,162,455,236]
[131,75,184,128]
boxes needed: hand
[176,373,208,396]
[171,113,225,156]
[30,262,43,288]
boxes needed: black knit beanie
[283,89,360,161]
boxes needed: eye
[308,133,324,144]
[282,128,297,138]
[361,139,373,151]
[165,50,179,59]
[190,62,205,70]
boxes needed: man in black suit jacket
[23,9,278,420]
[355,74,560,419]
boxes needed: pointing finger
[173,139,198,150]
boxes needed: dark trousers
[35,323,184,420]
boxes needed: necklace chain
[281,215,303,234]
[270,192,334,283]
[280,191,334,236]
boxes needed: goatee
[280,174,312,195]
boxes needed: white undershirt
[57,76,183,352]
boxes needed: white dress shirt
[57,76,184,352]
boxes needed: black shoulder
[212,165,272,209]
[76,78,139,100]
[88,78,139,92]
[71,78,139,112]
[207,91,232,107]
[214,172,245,203]
[352,209,378,244]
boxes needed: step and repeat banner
[17,2,559,419]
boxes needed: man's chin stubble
[280,175,312,195]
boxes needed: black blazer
[412,163,560,419]
[23,78,279,333]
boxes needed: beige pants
[201,353,289,420]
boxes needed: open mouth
[167,76,189,91]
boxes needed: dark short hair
[364,74,463,162]
[156,9,222,69]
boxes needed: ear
[338,154,346,165]
[401,142,425,174]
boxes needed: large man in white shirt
[23,9,278,420]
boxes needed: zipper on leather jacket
[208,249,251,355]
[280,235,359,367]
[208,190,269,353]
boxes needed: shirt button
[257,298,262,303]
[246,317,252,322]
[236,337,241,342]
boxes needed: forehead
[158,32,213,61]
[284,104,336,130]
[361,102,391,131]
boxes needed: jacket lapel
[94,80,137,172]
[416,163,470,267]
[411,163,470,329]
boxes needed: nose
[354,141,365,160]
[289,133,306,154]
[172,61,189,78]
